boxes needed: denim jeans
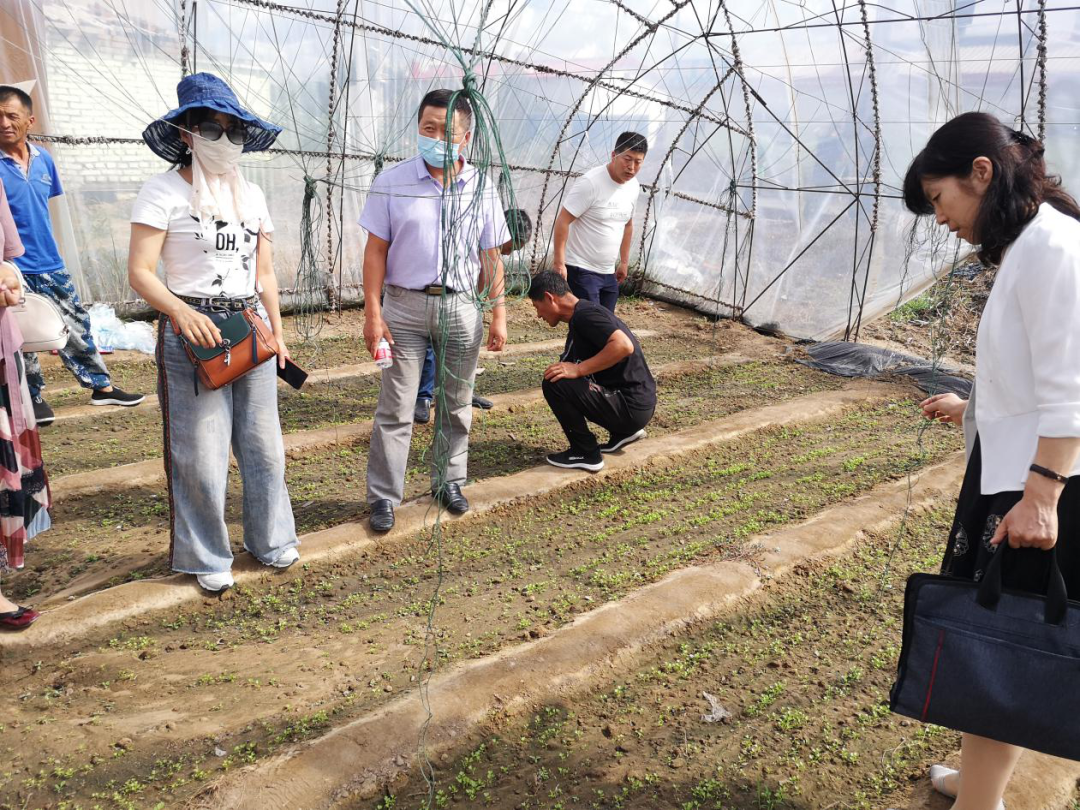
[417,345,436,401]
[156,309,298,575]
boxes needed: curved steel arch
[635,81,731,273]
[716,0,758,313]
[844,0,884,340]
[635,1,760,315]
[529,0,699,267]
[529,6,762,280]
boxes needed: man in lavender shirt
[360,89,509,532]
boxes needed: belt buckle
[206,296,235,312]
[424,284,444,296]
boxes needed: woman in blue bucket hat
[127,72,299,594]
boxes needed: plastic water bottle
[374,338,393,369]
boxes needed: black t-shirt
[562,300,657,412]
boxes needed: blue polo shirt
[0,143,64,274]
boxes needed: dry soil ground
[3,298,1045,810]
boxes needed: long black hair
[903,112,1080,265]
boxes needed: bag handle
[1,260,26,301]
[976,542,1069,625]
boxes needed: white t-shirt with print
[130,169,273,298]
[562,164,640,274]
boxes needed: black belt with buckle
[421,284,456,296]
[176,293,259,311]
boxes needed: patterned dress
[943,437,1080,597]
[0,179,50,573]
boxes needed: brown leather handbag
[172,308,278,395]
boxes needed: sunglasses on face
[194,120,248,146]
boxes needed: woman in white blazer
[906,112,1080,810]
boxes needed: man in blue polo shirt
[0,84,143,425]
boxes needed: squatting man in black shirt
[527,271,657,472]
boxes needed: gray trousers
[366,286,483,505]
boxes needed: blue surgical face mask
[418,133,462,168]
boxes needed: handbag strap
[1,260,26,300]
[977,543,1069,625]
[247,311,258,364]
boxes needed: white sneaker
[270,547,299,569]
[197,571,234,593]
[930,765,1004,809]
[929,765,957,798]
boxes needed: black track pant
[542,377,654,453]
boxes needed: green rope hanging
[293,175,328,343]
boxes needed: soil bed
[367,506,965,810]
[38,298,697,408]
[0,408,961,809]
[39,331,726,478]
[14,360,843,603]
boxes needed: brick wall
[37,0,315,302]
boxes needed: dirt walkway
[11,382,896,651]
[199,456,966,809]
[14,356,837,605]
[1,393,960,808]
[0,300,992,810]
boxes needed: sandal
[0,605,40,630]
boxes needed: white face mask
[185,131,255,231]
[191,134,243,175]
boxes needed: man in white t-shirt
[552,132,647,312]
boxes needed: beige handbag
[1,261,69,352]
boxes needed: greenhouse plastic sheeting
[799,341,972,397]
[1,0,1077,339]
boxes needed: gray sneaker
[32,396,54,426]
[91,387,145,407]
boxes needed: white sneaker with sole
[197,571,234,593]
[270,547,299,569]
[930,765,958,798]
[929,765,1004,809]
[545,449,604,472]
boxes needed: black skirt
[944,437,1080,597]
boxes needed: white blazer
[975,202,1080,493]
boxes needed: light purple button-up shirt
[359,154,509,293]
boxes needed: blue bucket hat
[142,72,282,163]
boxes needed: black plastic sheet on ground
[797,341,972,397]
